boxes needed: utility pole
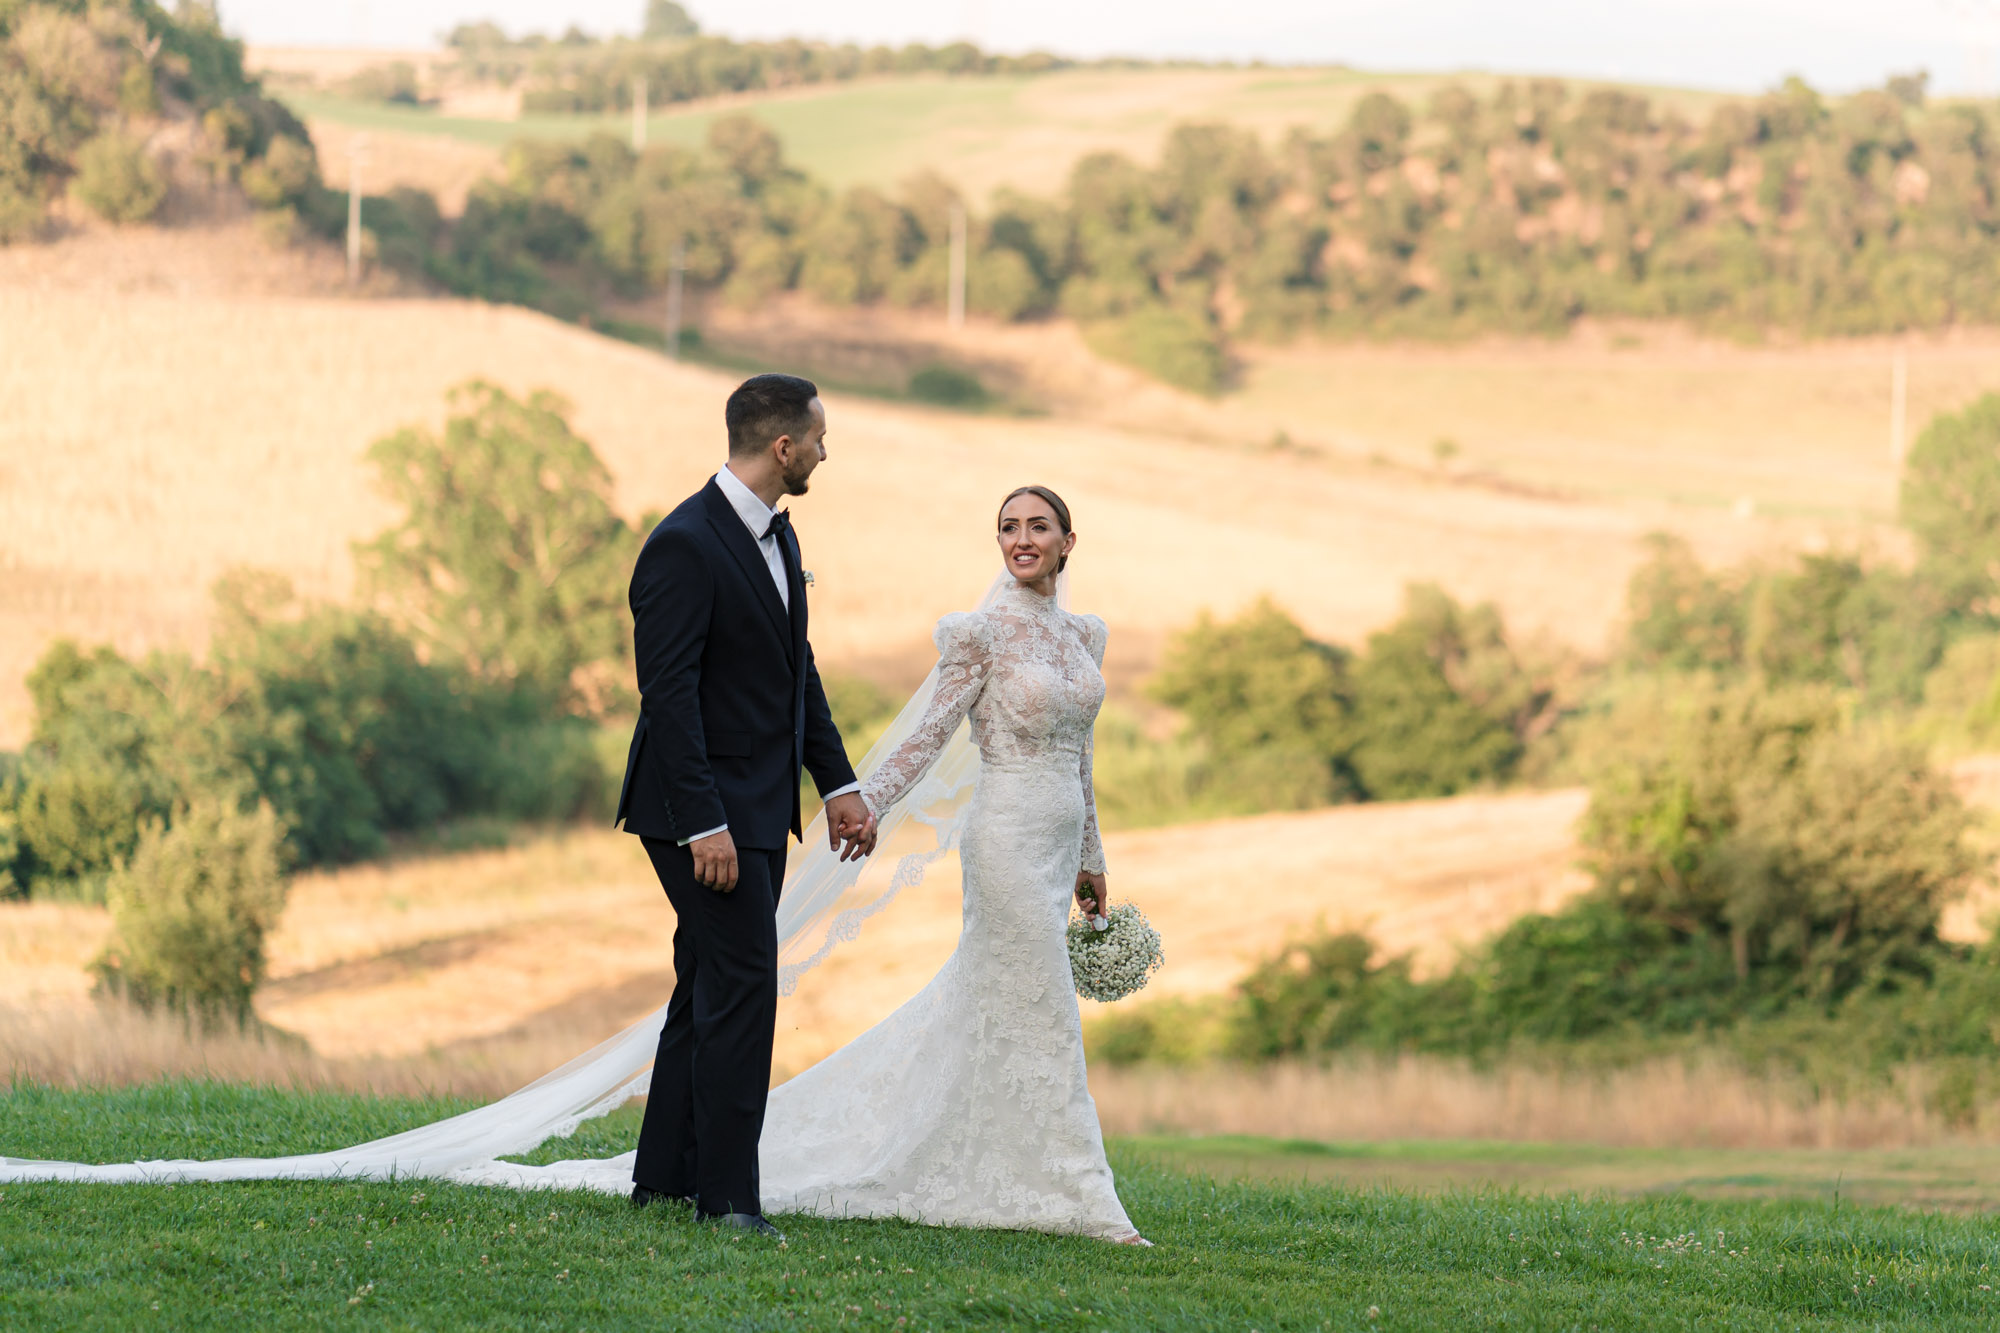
[632,77,648,150]
[947,202,967,330]
[346,133,367,287]
[664,236,686,358]
[1891,343,1909,466]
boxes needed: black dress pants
[631,836,788,1217]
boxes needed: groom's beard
[781,457,815,495]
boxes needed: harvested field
[0,790,1594,1078]
[0,247,1894,745]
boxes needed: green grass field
[5,1084,2000,1330]
[282,67,1733,200]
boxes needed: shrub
[338,61,421,105]
[1087,995,1231,1066]
[906,363,988,408]
[70,131,166,223]
[91,801,289,1022]
[1346,599,1522,800]
[207,587,491,864]
[239,134,318,209]
[1085,305,1227,395]
[1902,393,2000,615]
[1150,599,1353,809]
[1916,633,2000,749]
[1578,678,1981,994]
[1344,585,1553,799]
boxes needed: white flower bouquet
[1065,903,1164,1003]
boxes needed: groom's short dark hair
[726,374,820,457]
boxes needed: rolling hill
[265,62,1739,206]
[3,224,1904,750]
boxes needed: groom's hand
[690,829,740,892]
[823,793,877,861]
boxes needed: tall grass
[0,999,583,1102]
[1091,1057,2000,1151]
[10,998,1999,1151]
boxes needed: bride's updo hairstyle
[997,485,1074,572]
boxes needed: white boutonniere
[801,570,815,587]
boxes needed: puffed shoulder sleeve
[933,611,990,664]
[1078,614,1108,667]
[861,612,992,815]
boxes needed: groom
[615,373,877,1238]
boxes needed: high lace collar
[994,577,1064,617]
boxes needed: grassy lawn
[5,1084,2000,1329]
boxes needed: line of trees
[432,3,1114,115]
[324,70,2000,393]
[18,7,2000,399]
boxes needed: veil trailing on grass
[0,573,1041,1190]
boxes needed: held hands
[1074,871,1107,919]
[690,829,740,893]
[823,792,878,861]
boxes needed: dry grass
[0,792,1591,1077]
[0,998,599,1102]
[1091,1057,2000,1151]
[6,779,1998,1145]
[304,118,506,215]
[0,237,1894,744]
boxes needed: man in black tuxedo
[616,373,877,1238]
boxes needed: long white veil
[0,573,1046,1187]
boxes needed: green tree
[1622,533,1745,672]
[91,799,288,1023]
[1577,677,1978,992]
[1149,598,1353,807]
[70,129,165,222]
[642,1,699,40]
[1345,585,1528,799]
[1902,393,2000,615]
[354,381,641,714]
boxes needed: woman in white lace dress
[758,486,1147,1244]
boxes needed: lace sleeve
[1077,614,1109,875]
[860,613,990,815]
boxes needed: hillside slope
[270,63,1736,204]
[0,247,1843,746]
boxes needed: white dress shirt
[680,466,860,845]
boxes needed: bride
[758,484,1143,1243]
[0,485,1146,1244]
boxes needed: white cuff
[676,823,728,847]
[821,781,862,801]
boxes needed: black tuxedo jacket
[615,478,857,850]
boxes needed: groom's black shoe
[702,1211,785,1241]
[631,1185,695,1212]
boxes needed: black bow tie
[764,509,791,540]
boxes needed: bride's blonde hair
[997,485,1074,572]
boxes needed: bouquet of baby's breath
[1065,903,1164,1003]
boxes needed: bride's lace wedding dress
[1,579,1136,1239]
[757,579,1136,1239]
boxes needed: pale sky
[230,0,2000,96]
